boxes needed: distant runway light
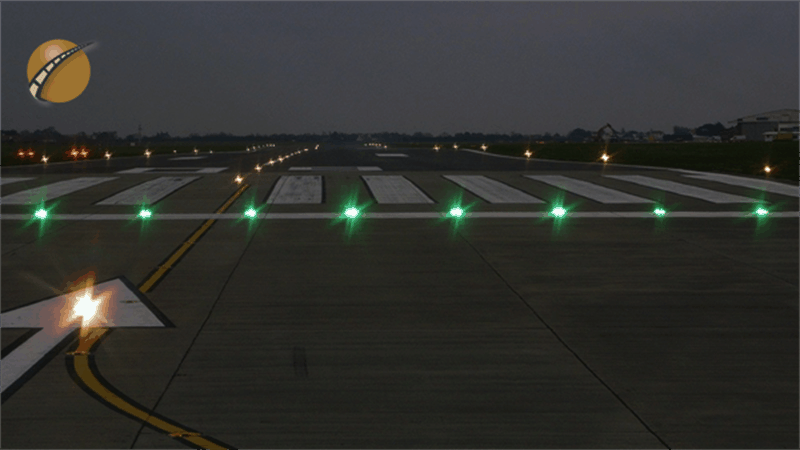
[104,151,111,160]
[235,175,243,184]
[453,144,459,149]
[173,149,177,154]
[764,165,772,174]
[481,144,487,151]
[41,155,49,163]
[524,150,532,158]
[255,164,262,172]
[144,149,151,158]
[194,148,199,154]
[601,153,610,162]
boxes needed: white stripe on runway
[117,167,226,174]
[362,176,433,204]
[604,175,756,203]
[95,176,199,205]
[266,176,323,204]
[443,175,543,203]
[0,177,35,186]
[289,166,382,171]
[1,211,796,220]
[680,172,799,197]
[1,177,117,205]
[525,175,649,203]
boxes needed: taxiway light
[481,144,487,151]
[764,166,772,174]
[139,209,152,219]
[41,155,49,163]
[550,206,567,218]
[344,207,360,219]
[601,153,610,162]
[449,207,464,218]
[524,150,532,158]
[255,164,262,172]
[235,175,243,184]
[104,151,112,160]
[244,208,257,218]
[144,150,152,158]
[34,208,48,219]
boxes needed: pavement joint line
[62,185,248,450]
[454,231,672,449]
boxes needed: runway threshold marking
[68,185,249,449]
[604,175,756,203]
[1,177,118,204]
[443,175,544,204]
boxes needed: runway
[1,144,797,448]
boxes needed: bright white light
[601,153,610,162]
[344,207,359,219]
[551,206,567,218]
[453,144,459,149]
[764,166,771,173]
[481,144,487,151]
[755,207,769,216]
[255,164,262,172]
[71,290,102,328]
[144,150,151,158]
[449,207,464,218]
[194,148,198,154]
[268,159,275,165]
[235,175,243,184]
[104,151,111,160]
[41,155,49,163]
[524,150,532,158]
[244,208,257,218]
[653,208,666,217]
[139,209,152,218]
[35,209,48,219]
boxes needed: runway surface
[2,144,798,448]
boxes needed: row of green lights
[30,205,774,221]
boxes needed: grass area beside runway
[395,141,799,181]
[1,141,302,166]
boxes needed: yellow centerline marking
[139,184,249,293]
[68,184,250,449]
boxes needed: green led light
[449,207,464,218]
[34,208,48,219]
[653,207,666,217]
[550,206,567,218]
[244,208,257,218]
[755,207,769,217]
[139,209,152,219]
[344,207,359,219]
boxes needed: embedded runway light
[255,164,262,172]
[144,149,151,158]
[138,209,152,219]
[209,150,213,153]
[268,159,275,165]
[653,207,666,217]
[34,208,48,219]
[41,155,49,163]
[344,207,360,219]
[453,144,459,149]
[194,148,199,154]
[71,290,102,328]
[244,208,257,218]
[764,166,771,174]
[449,207,464,218]
[433,145,440,151]
[524,150,532,158]
[173,149,177,154]
[235,175,243,184]
[755,207,769,217]
[601,153,610,162]
[104,151,111,160]
[550,206,567,218]
[481,144,487,151]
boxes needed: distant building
[647,131,664,142]
[727,109,800,141]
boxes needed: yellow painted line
[66,185,249,449]
[71,329,228,449]
[139,184,249,293]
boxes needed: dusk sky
[2,2,797,137]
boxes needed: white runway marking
[680,173,799,197]
[116,167,227,174]
[169,156,207,161]
[525,175,650,203]
[1,177,117,205]
[375,153,409,158]
[1,211,795,221]
[95,176,199,205]
[443,175,543,204]
[266,176,323,204]
[362,176,433,204]
[289,166,382,171]
[0,177,35,186]
[604,175,756,203]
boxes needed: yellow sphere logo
[27,39,93,103]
